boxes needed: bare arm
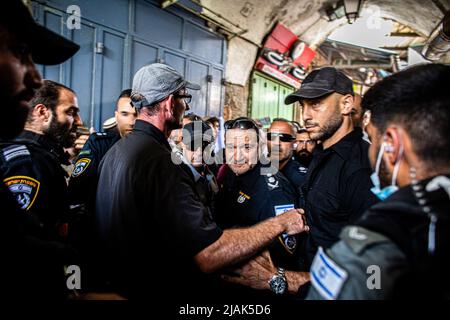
[194,209,308,273]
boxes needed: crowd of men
[1,0,449,302]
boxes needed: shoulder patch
[310,247,348,300]
[1,144,30,162]
[264,173,279,190]
[340,226,391,255]
[71,158,92,177]
[3,175,40,210]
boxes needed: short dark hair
[183,113,202,121]
[362,64,450,169]
[117,89,132,101]
[28,80,74,118]
[116,89,132,111]
[205,116,219,126]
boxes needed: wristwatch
[268,267,287,295]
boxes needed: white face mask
[370,140,403,201]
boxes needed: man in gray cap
[95,63,308,301]
[222,67,377,298]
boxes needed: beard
[311,112,343,142]
[296,151,312,166]
[44,116,77,148]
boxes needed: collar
[227,162,262,189]
[133,120,171,150]
[17,130,70,164]
[316,127,364,160]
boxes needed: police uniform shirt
[214,162,300,268]
[307,174,450,300]
[0,130,71,241]
[95,120,222,299]
[68,131,120,206]
[300,127,378,268]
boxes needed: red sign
[255,23,316,88]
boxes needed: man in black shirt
[286,67,378,266]
[95,63,307,301]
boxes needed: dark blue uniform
[68,131,120,208]
[215,162,300,269]
[0,130,71,241]
[0,131,77,299]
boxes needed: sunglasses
[267,132,296,142]
[224,118,259,131]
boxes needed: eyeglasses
[224,118,259,131]
[174,93,192,104]
[267,132,296,142]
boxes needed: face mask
[362,129,371,144]
[370,141,403,201]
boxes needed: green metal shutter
[250,72,295,127]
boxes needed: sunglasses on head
[267,132,296,142]
[224,118,259,131]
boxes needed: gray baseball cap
[131,63,200,109]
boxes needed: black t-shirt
[281,157,308,207]
[95,120,223,299]
[300,128,378,268]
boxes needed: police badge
[71,158,91,177]
[3,176,40,210]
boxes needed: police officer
[267,118,308,199]
[1,80,81,242]
[68,89,136,208]
[215,117,302,270]
[307,64,450,300]
[0,0,79,299]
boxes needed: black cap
[0,0,80,65]
[182,121,214,151]
[285,67,354,105]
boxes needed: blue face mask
[370,141,403,201]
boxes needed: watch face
[270,276,287,295]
